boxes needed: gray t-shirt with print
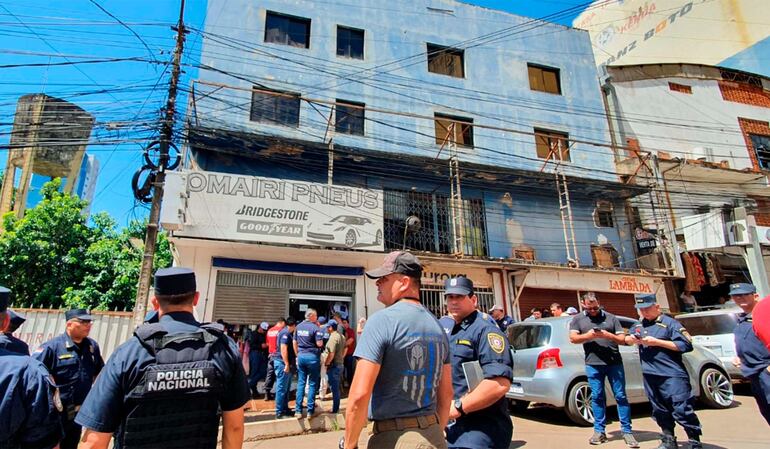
[354,300,450,420]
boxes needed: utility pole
[132,0,187,326]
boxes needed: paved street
[242,384,770,448]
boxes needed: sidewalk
[237,395,350,442]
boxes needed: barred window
[384,189,487,256]
[250,88,300,126]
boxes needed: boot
[655,433,677,449]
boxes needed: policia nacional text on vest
[121,322,227,449]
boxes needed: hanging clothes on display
[708,254,726,285]
[704,253,719,287]
[681,252,701,292]
[691,253,707,288]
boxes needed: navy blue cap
[285,316,297,326]
[65,308,93,321]
[729,283,756,296]
[144,310,159,323]
[153,267,196,296]
[634,294,658,309]
[9,310,26,328]
[318,316,327,324]
[444,276,474,296]
[0,286,9,313]
[327,319,338,329]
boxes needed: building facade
[162,0,668,327]
[604,63,770,309]
[574,0,770,78]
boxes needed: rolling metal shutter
[213,270,356,324]
[517,288,636,319]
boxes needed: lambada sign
[166,170,385,251]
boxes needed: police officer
[275,316,297,419]
[730,283,770,425]
[294,308,324,417]
[0,286,63,448]
[625,294,702,449]
[0,309,30,354]
[488,305,514,332]
[75,267,250,449]
[33,308,104,449]
[442,277,513,449]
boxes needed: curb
[242,412,346,441]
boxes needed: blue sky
[0,0,590,226]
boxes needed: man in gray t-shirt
[343,251,452,449]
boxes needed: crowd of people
[1,251,769,449]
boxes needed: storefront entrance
[288,293,352,322]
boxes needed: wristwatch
[454,398,466,417]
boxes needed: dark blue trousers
[749,368,770,425]
[643,374,702,438]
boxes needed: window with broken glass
[384,189,487,256]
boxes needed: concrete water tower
[0,94,95,222]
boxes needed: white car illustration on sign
[306,215,382,248]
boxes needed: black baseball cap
[366,251,423,279]
[444,276,474,296]
[286,316,297,326]
[65,309,93,321]
[9,310,26,328]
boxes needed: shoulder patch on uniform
[680,329,692,342]
[487,333,505,354]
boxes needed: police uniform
[731,283,770,425]
[33,308,104,449]
[630,295,702,448]
[444,277,513,449]
[0,286,63,449]
[0,310,30,355]
[74,267,250,449]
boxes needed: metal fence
[384,189,488,256]
[419,285,496,318]
[11,309,134,360]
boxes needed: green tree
[0,179,172,310]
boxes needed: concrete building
[25,154,100,215]
[605,63,770,308]
[162,0,668,327]
[574,0,770,78]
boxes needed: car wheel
[375,229,382,245]
[565,380,594,427]
[699,367,733,409]
[345,230,357,248]
[507,399,530,414]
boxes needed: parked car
[505,316,734,426]
[675,307,743,380]
[306,215,382,248]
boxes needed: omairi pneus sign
[165,170,384,250]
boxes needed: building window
[435,114,473,147]
[250,87,300,126]
[383,189,487,257]
[751,134,770,170]
[337,26,364,59]
[669,82,692,94]
[527,64,561,95]
[594,201,615,228]
[535,129,570,161]
[335,100,365,136]
[427,43,464,78]
[264,11,311,48]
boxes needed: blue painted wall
[194,0,636,267]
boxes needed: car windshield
[678,313,740,336]
[330,216,356,224]
[508,325,551,350]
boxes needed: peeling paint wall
[195,0,618,183]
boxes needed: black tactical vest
[119,323,227,449]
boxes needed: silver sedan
[505,316,734,426]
